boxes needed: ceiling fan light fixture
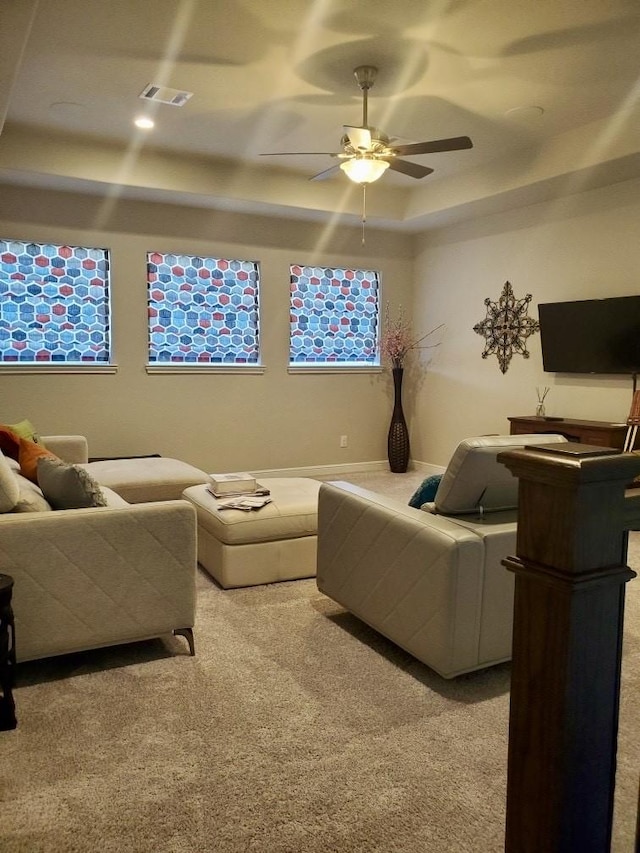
[340,157,390,184]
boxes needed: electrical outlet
[340,435,348,448]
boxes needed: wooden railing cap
[498,445,640,487]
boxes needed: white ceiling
[1,0,640,231]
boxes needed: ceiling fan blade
[344,126,372,151]
[387,159,435,179]
[309,164,342,182]
[260,151,339,157]
[391,136,473,156]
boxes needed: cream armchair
[0,435,198,663]
[316,433,567,678]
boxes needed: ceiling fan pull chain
[361,185,367,245]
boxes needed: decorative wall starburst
[473,281,540,374]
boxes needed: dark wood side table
[508,415,631,449]
[0,574,17,730]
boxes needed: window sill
[0,364,118,374]
[288,365,382,375]
[146,364,265,375]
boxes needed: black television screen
[538,295,640,374]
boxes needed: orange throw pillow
[18,437,59,483]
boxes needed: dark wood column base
[498,445,640,852]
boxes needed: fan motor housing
[341,128,390,153]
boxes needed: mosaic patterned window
[289,264,380,365]
[147,253,260,364]
[0,239,111,364]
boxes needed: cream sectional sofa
[317,433,567,679]
[0,435,198,663]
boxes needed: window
[147,252,260,365]
[0,239,111,365]
[289,264,380,367]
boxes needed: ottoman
[81,457,209,503]
[182,478,321,588]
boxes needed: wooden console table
[508,415,632,449]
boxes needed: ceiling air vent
[139,84,193,107]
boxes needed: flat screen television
[538,295,640,374]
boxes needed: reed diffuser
[536,386,550,417]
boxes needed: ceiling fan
[261,65,473,184]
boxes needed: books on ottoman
[207,472,271,499]
[216,495,273,512]
[208,472,256,496]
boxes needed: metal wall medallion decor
[473,281,540,374]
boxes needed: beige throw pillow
[37,457,107,510]
[12,473,52,512]
[0,450,20,512]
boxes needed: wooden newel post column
[497,444,640,853]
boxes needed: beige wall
[0,185,414,472]
[3,176,640,473]
[410,177,640,467]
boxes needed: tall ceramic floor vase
[387,366,410,473]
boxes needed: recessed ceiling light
[134,116,155,130]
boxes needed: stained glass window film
[147,253,260,364]
[0,239,111,364]
[289,264,380,365]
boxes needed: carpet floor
[0,471,638,852]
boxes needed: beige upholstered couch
[0,435,199,663]
[316,433,567,679]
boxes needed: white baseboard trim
[250,460,389,478]
[250,460,446,479]
[409,461,447,476]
